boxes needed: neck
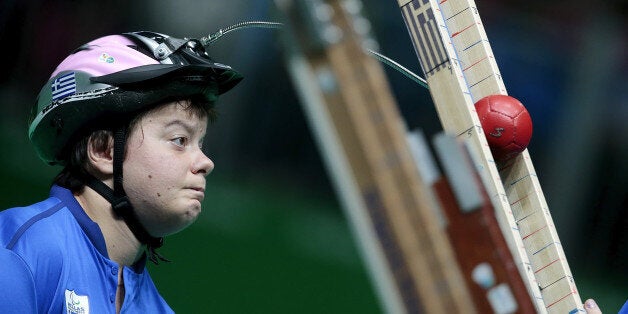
[75,185,144,266]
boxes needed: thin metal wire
[367,49,429,90]
[200,21,283,46]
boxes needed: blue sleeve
[0,248,37,313]
[619,299,628,314]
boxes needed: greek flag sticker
[51,72,76,101]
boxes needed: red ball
[474,95,533,161]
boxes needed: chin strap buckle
[111,196,131,215]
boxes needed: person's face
[122,100,213,237]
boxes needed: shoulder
[0,196,66,248]
[0,248,37,313]
[0,187,101,313]
[619,299,628,314]
[1,195,73,278]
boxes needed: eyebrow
[163,119,203,135]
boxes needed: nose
[192,149,214,176]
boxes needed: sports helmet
[29,31,243,165]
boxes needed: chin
[185,203,202,221]
[151,208,200,237]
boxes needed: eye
[172,137,188,147]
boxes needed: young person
[0,31,242,313]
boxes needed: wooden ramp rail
[396,0,584,312]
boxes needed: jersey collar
[51,185,109,258]
[50,185,148,271]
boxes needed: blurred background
[0,0,626,312]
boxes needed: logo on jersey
[65,290,89,314]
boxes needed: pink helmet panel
[50,35,159,78]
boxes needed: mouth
[187,187,206,201]
[190,186,205,193]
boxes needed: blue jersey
[620,299,628,314]
[0,247,37,313]
[0,185,174,313]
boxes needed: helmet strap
[85,125,170,265]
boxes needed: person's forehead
[143,101,208,124]
[134,106,208,138]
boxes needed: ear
[86,134,114,178]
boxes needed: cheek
[126,152,183,193]
[123,140,190,196]
[126,141,169,173]
[125,149,163,187]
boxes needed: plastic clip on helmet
[29,29,247,264]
